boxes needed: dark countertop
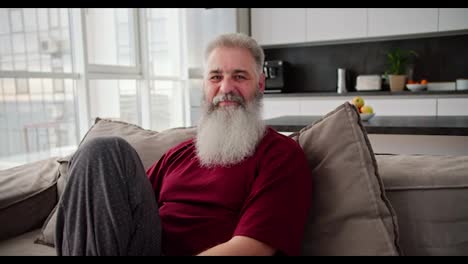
[264,90,468,98]
[264,115,468,136]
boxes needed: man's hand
[196,235,275,256]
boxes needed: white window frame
[82,8,142,78]
[142,8,190,130]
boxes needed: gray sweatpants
[55,137,161,256]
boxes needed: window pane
[23,8,38,32]
[150,80,184,131]
[0,9,10,34]
[50,8,59,28]
[89,80,139,125]
[37,8,49,31]
[147,8,182,77]
[0,78,78,169]
[86,8,136,66]
[10,9,23,33]
[0,8,73,73]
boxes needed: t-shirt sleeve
[233,141,312,256]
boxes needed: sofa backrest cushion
[0,157,59,241]
[377,154,468,256]
[35,118,197,247]
[80,118,197,171]
[297,102,400,255]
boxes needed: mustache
[212,93,245,107]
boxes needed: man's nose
[219,78,235,94]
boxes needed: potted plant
[385,48,418,92]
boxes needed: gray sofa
[1,106,467,256]
[1,154,468,256]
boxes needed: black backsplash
[263,34,468,93]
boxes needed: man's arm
[196,235,275,256]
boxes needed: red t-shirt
[146,127,312,256]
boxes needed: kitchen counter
[264,115,468,136]
[264,90,468,98]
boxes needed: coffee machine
[263,60,286,93]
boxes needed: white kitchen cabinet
[251,8,468,47]
[367,8,439,37]
[437,98,468,115]
[362,98,437,116]
[263,96,438,118]
[251,8,306,46]
[306,8,367,42]
[263,97,301,119]
[300,99,348,115]
[300,97,437,116]
[439,8,468,31]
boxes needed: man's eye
[234,75,246,80]
[210,76,221,80]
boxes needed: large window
[145,8,187,132]
[0,8,77,169]
[83,8,141,126]
[88,79,139,125]
[85,8,137,67]
[0,8,191,169]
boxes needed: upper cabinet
[306,8,367,42]
[252,8,468,47]
[368,8,438,37]
[251,8,306,46]
[439,8,468,31]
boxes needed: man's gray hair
[204,33,265,78]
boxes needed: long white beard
[196,92,266,168]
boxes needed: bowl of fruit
[406,79,428,92]
[351,96,375,121]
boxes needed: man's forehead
[208,68,250,74]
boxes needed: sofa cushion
[0,229,55,256]
[36,118,197,247]
[377,154,468,256]
[297,102,400,255]
[0,158,60,241]
[80,118,197,171]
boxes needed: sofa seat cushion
[377,154,468,256]
[0,229,56,256]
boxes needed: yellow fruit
[351,96,365,109]
[361,105,374,114]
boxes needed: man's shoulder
[165,137,196,156]
[262,127,302,153]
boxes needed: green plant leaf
[386,48,418,75]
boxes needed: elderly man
[55,33,312,256]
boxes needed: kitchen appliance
[356,75,382,91]
[264,60,286,93]
[456,79,468,91]
[337,68,347,94]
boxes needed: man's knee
[74,137,134,160]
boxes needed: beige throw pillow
[35,118,197,247]
[298,102,400,255]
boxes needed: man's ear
[258,73,266,93]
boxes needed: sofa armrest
[377,154,468,256]
[0,158,60,241]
